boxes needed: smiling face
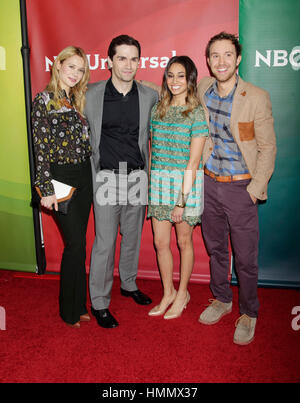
[57,54,85,94]
[207,39,241,87]
[108,44,140,85]
[166,62,188,105]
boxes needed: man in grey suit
[85,35,159,328]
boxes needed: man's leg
[219,179,259,345]
[89,202,120,310]
[225,180,260,318]
[118,203,146,291]
[199,175,233,325]
[201,175,232,303]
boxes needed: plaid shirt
[204,77,249,176]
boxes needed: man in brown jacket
[198,32,276,345]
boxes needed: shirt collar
[210,75,239,99]
[107,78,137,97]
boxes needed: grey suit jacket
[85,79,159,178]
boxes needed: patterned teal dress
[148,103,209,226]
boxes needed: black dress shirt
[99,79,144,170]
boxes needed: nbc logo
[255,46,300,70]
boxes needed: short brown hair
[205,32,242,59]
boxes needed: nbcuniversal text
[45,50,178,72]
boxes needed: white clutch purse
[35,180,77,214]
[51,179,76,202]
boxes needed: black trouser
[51,159,93,325]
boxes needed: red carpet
[0,269,299,383]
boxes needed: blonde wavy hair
[156,56,199,120]
[46,46,90,116]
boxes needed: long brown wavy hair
[156,56,199,119]
[46,46,90,116]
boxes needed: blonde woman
[148,56,209,319]
[32,46,92,328]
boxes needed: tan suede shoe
[198,299,232,325]
[234,314,257,345]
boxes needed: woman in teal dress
[148,56,209,319]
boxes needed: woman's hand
[171,206,184,223]
[41,195,58,211]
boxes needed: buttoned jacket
[198,76,277,200]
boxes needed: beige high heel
[163,291,190,320]
[148,290,177,316]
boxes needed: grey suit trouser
[89,171,146,310]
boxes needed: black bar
[19,0,46,274]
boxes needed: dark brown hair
[156,56,199,119]
[108,34,141,59]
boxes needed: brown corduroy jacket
[197,76,277,200]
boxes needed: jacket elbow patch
[238,121,255,141]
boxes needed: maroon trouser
[201,174,260,318]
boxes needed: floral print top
[31,91,92,196]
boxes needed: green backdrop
[233,0,300,287]
[0,0,36,272]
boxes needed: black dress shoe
[120,288,152,305]
[91,308,119,328]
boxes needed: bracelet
[176,191,188,208]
